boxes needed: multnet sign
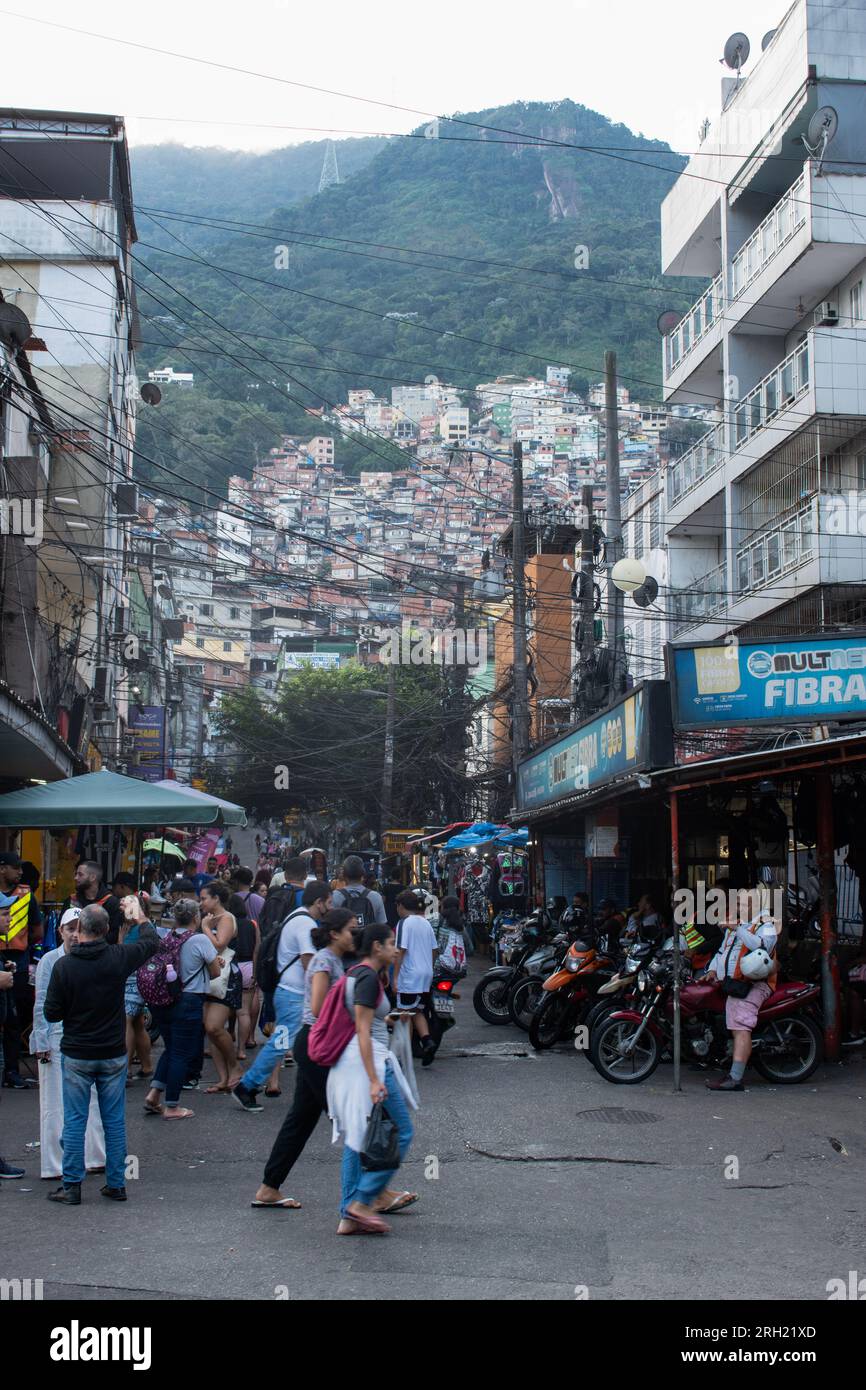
[671,635,866,727]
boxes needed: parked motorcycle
[590,948,822,1084]
[528,938,615,1049]
[507,931,572,1029]
[473,906,560,1025]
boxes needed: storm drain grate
[576,1106,660,1125]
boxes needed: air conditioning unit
[92,666,111,709]
[813,301,839,327]
[114,482,139,518]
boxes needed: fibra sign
[671,635,866,727]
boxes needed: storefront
[514,681,674,914]
[665,633,866,1057]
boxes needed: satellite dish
[722,32,750,71]
[803,106,838,175]
[633,577,660,609]
[0,302,32,350]
[807,105,838,149]
[657,309,683,336]
[140,382,162,405]
[761,29,777,51]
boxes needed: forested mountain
[129,102,692,499]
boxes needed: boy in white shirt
[393,890,438,1066]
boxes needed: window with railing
[673,559,727,631]
[667,420,725,505]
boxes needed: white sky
[0,0,788,154]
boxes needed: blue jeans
[150,994,205,1106]
[61,1054,128,1189]
[340,1064,414,1215]
[243,989,303,1091]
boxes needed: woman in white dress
[31,908,105,1179]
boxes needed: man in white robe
[31,909,105,1179]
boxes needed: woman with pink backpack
[142,900,222,1119]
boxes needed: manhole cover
[576,1106,660,1125]
[449,1043,530,1058]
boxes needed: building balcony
[663,274,724,396]
[736,501,815,599]
[730,172,808,303]
[666,420,725,508]
[672,560,727,633]
[732,339,811,451]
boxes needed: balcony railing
[664,272,724,376]
[736,502,815,598]
[667,419,726,505]
[730,172,807,301]
[673,560,727,632]
[732,339,810,451]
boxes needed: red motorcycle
[589,950,822,1085]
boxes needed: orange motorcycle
[528,938,614,1050]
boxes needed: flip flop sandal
[143,1102,164,1116]
[203,1084,230,1093]
[250,1197,302,1209]
[345,1208,390,1235]
[163,1108,195,1119]
[379,1191,419,1213]
[264,1088,282,1097]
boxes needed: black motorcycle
[472,906,560,1025]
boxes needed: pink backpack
[307,964,381,1066]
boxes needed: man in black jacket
[68,861,123,944]
[43,904,158,1205]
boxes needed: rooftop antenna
[801,106,838,177]
[720,32,750,108]
[318,140,341,194]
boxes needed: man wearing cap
[0,850,43,1090]
[31,908,106,1180]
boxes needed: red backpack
[307,964,382,1066]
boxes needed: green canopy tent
[150,780,247,828]
[0,768,247,828]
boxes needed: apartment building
[0,109,140,773]
[661,0,866,646]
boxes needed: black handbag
[224,960,244,1011]
[721,977,751,999]
[360,1100,400,1172]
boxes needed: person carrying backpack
[250,907,356,1209]
[233,881,333,1111]
[325,923,418,1235]
[331,856,387,931]
[142,899,221,1119]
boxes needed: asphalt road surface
[3,948,865,1301]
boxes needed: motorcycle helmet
[740,948,773,980]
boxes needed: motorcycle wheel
[579,999,620,1061]
[751,1015,822,1084]
[508,973,545,1030]
[590,1015,661,1084]
[473,974,513,1025]
[529,992,572,1050]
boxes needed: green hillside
[129,102,692,498]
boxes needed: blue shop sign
[671,635,866,727]
[516,682,672,812]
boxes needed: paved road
[3,947,865,1301]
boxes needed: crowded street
[2,832,865,1304]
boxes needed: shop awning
[0,768,247,828]
[151,780,247,827]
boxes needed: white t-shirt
[395,913,438,994]
[277,910,315,993]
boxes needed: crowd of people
[0,844,470,1235]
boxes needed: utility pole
[604,350,626,703]
[511,440,530,788]
[575,482,596,722]
[448,576,469,821]
[380,659,396,843]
